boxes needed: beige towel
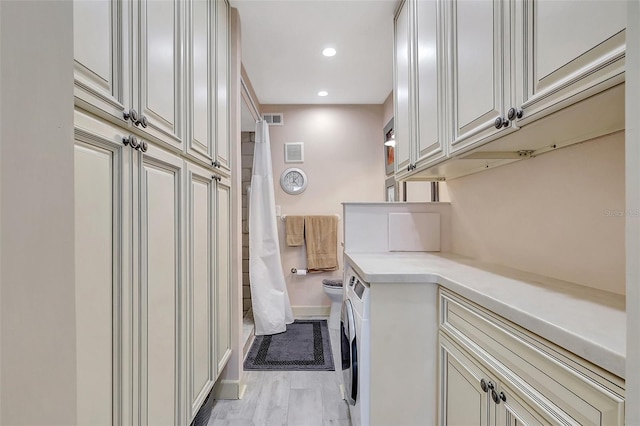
[304,215,338,272]
[286,216,305,246]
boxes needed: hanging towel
[285,215,305,247]
[304,215,339,272]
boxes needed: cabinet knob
[495,117,510,129]
[507,107,523,121]
[136,115,149,128]
[499,391,507,403]
[407,164,411,172]
[123,108,139,124]
[122,135,139,149]
[480,379,489,392]
[140,140,148,152]
[213,160,221,168]
[212,174,221,182]
[491,389,501,404]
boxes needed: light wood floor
[208,328,351,426]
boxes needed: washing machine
[341,265,370,426]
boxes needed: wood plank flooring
[208,328,351,426]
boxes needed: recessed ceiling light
[322,48,336,57]
[317,91,328,97]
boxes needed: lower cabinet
[438,288,625,426]
[74,109,232,426]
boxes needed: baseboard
[292,305,331,318]
[213,379,245,400]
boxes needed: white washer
[340,265,370,426]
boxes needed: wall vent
[263,113,284,126]
[285,142,304,163]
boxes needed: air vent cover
[285,142,304,163]
[263,113,284,126]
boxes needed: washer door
[340,299,358,406]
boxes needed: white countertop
[345,251,626,378]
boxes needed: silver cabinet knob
[212,160,221,168]
[507,107,523,121]
[123,108,138,124]
[212,175,221,182]
[140,140,148,152]
[136,115,149,128]
[122,135,139,149]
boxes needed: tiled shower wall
[241,131,255,315]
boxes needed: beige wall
[447,131,625,295]
[382,91,393,127]
[262,104,385,308]
[1,1,77,423]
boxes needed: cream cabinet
[439,288,625,426]
[74,110,233,426]
[73,0,233,423]
[73,0,130,122]
[394,0,447,178]
[186,0,215,164]
[448,0,515,155]
[186,162,217,418]
[215,173,233,371]
[394,0,626,178]
[513,0,626,125]
[214,0,231,175]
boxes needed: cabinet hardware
[491,389,501,404]
[212,160,221,168]
[136,115,149,128]
[499,391,507,403]
[122,135,139,150]
[212,175,221,182]
[123,108,139,124]
[140,140,148,152]
[507,107,523,120]
[494,117,505,129]
[480,379,489,392]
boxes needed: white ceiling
[231,0,397,105]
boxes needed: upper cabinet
[394,0,448,178]
[74,0,233,173]
[73,0,129,122]
[514,0,626,125]
[449,0,515,155]
[214,0,231,175]
[394,0,626,180]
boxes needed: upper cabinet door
[450,0,513,155]
[394,0,412,175]
[133,0,184,150]
[515,0,626,125]
[74,0,129,122]
[415,0,447,167]
[186,0,214,163]
[215,0,231,174]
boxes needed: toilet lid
[323,279,343,287]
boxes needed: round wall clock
[280,167,308,195]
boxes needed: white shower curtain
[249,120,294,335]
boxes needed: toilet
[322,278,344,329]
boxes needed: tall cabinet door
[394,0,412,175]
[515,0,626,125]
[136,145,185,426]
[215,174,232,372]
[132,0,184,149]
[449,0,512,155]
[74,110,134,426]
[186,162,216,420]
[73,0,129,121]
[214,0,231,174]
[186,0,214,163]
[415,0,447,167]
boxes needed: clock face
[280,168,308,194]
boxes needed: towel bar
[280,214,340,221]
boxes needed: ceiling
[230,0,397,106]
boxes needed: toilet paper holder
[291,268,308,275]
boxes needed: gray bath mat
[244,320,335,371]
